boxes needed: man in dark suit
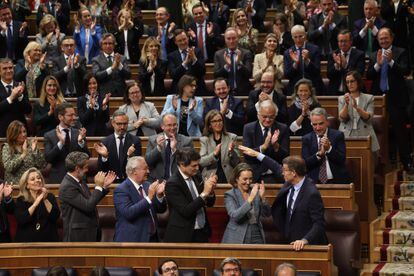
[204,78,244,135]
[113,157,167,242]
[44,102,90,183]
[284,25,325,95]
[206,0,230,33]
[327,30,365,95]
[167,29,206,95]
[92,33,131,97]
[36,0,70,33]
[51,37,86,97]
[59,151,116,242]
[271,155,328,249]
[243,100,289,183]
[95,110,142,183]
[352,0,386,58]
[302,107,350,184]
[237,0,266,32]
[147,7,177,60]
[367,27,411,170]
[308,0,348,57]
[0,4,28,61]
[247,72,288,124]
[214,27,253,96]
[146,113,194,181]
[0,58,31,137]
[0,180,14,243]
[187,3,223,62]
[164,147,217,243]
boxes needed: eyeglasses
[345,79,356,84]
[114,122,128,126]
[162,266,178,273]
[211,119,223,124]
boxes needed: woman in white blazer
[118,81,160,136]
[200,110,241,183]
[338,71,380,154]
[252,33,284,90]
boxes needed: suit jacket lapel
[178,172,195,202]
[220,134,229,162]
[127,179,141,203]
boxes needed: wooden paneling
[0,243,336,276]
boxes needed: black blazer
[44,127,91,184]
[0,81,32,137]
[167,48,207,95]
[243,120,290,182]
[138,58,168,96]
[0,196,15,242]
[114,25,144,64]
[204,96,245,135]
[51,54,87,97]
[77,95,110,136]
[98,133,142,182]
[352,17,387,54]
[164,171,215,242]
[246,89,289,124]
[326,47,365,95]
[271,177,328,244]
[33,101,59,136]
[366,46,410,108]
[0,20,28,61]
[302,128,350,184]
[187,21,224,62]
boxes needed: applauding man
[114,157,167,242]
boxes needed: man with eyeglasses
[95,110,142,183]
[220,257,242,276]
[247,71,288,124]
[308,0,347,58]
[327,30,365,95]
[243,100,289,183]
[158,259,179,276]
[51,36,86,97]
[92,33,131,97]
[284,25,325,95]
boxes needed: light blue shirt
[286,177,305,210]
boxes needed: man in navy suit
[243,100,289,183]
[95,110,142,183]
[204,78,244,135]
[247,72,288,124]
[113,157,167,242]
[0,4,28,61]
[272,155,328,249]
[187,3,223,62]
[0,58,31,137]
[352,0,386,58]
[302,107,350,184]
[284,25,326,95]
[327,30,365,95]
[167,29,206,95]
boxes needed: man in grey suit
[51,37,86,97]
[44,102,90,183]
[59,151,116,242]
[92,33,131,97]
[146,113,193,181]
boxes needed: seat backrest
[32,268,76,276]
[325,209,361,276]
[104,267,137,276]
[0,269,10,276]
[98,206,116,242]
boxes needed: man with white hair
[243,100,289,183]
[283,25,325,95]
[113,156,166,242]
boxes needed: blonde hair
[38,76,66,107]
[231,8,248,27]
[23,41,41,60]
[139,37,161,65]
[39,14,58,37]
[18,168,45,203]
[117,8,133,30]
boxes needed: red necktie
[197,24,204,58]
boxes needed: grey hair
[310,107,328,119]
[161,113,177,124]
[291,25,306,35]
[126,156,146,176]
[220,258,241,272]
[274,263,297,276]
[112,110,127,120]
[364,0,378,7]
[65,151,89,172]
[258,100,279,117]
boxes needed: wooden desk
[0,243,336,276]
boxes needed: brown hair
[123,81,145,104]
[203,110,227,136]
[177,75,196,97]
[6,120,25,153]
[344,70,365,93]
[229,163,253,187]
[39,75,65,107]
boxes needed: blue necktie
[161,27,167,60]
[7,25,13,59]
[380,56,389,92]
